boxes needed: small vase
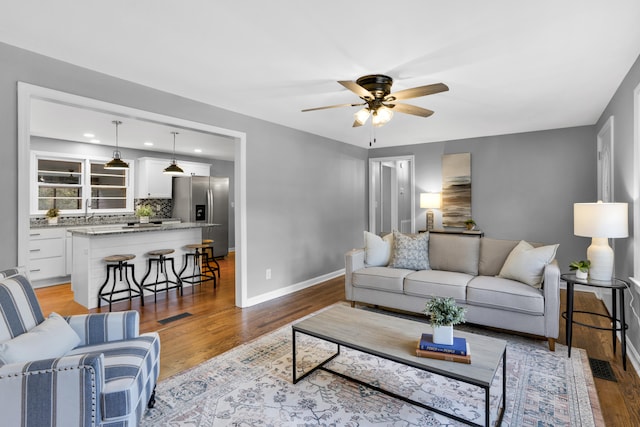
[433,325,454,345]
[47,217,58,225]
[139,216,150,224]
[576,269,588,280]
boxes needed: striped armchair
[0,268,160,427]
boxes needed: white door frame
[368,155,415,234]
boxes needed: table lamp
[573,201,628,281]
[420,192,441,231]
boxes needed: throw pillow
[389,230,430,270]
[498,240,559,288]
[0,312,81,364]
[364,231,393,266]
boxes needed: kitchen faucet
[85,199,94,222]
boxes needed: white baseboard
[244,268,345,307]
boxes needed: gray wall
[369,125,597,272]
[596,52,640,357]
[0,42,368,300]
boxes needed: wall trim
[244,270,345,307]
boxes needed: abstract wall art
[442,153,471,227]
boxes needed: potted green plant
[464,219,476,230]
[569,260,591,280]
[45,208,60,225]
[45,207,60,225]
[423,296,467,345]
[136,205,154,223]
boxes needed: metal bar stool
[201,239,221,278]
[179,243,217,291]
[140,249,183,302]
[97,254,144,311]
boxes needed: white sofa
[345,232,561,350]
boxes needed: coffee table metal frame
[292,306,506,427]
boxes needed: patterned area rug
[142,304,602,426]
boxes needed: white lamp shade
[420,192,441,209]
[574,202,628,238]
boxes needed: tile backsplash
[30,198,175,227]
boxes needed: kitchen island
[69,222,217,309]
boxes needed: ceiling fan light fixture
[354,108,371,126]
[104,120,129,169]
[163,131,184,175]
[372,107,393,127]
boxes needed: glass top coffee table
[292,305,506,427]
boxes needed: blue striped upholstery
[0,269,160,426]
[0,273,45,343]
[65,311,140,346]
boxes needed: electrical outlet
[266,268,271,280]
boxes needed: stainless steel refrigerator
[172,176,229,258]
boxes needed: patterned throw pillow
[389,231,430,270]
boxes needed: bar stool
[179,243,217,290]
[140,249,183,302]
[97,254,144,311]
[201,239,221,278]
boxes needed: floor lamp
[573,201,628,281]
[420,192,441,231]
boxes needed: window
[90,162,128,209]
[31,152,133,215]
[37,158,83,210]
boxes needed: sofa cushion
[403,270,473,302]
[498,240,559,288]
[364,231,393,266]
[389,231,429,270]
[428,233,480,275]
[478,238,520,276]
[352,267,413,293]
[67,333,160,421]
[467,275,545,315]
[0,312,81,364]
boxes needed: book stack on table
[416,333,471,364]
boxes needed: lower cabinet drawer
[29,257,66,281]
[29,238,65,260]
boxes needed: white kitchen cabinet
[136,157,173,198]
[136,157,211,198]
[29,227,67,283]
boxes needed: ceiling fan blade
[385,83,449,101]
[352,120,364,128]
[338,80,374,99]
[301,102,363,112]
[388,103,434,117]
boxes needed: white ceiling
[3,1,640,151]
[30,99,237,161]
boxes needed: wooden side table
[561,273,629,370]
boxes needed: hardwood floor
[34,253,640,426]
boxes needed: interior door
[369,156,415,235]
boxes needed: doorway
[368,156,415,235]
[17,83,250,307]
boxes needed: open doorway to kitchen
[17,83,249,307]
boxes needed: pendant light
[104,120,129,169]
[163,131,184,175]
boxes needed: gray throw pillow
[389,231,430,270]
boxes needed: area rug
[142,304,603,426]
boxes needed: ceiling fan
[302,74,449,128]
